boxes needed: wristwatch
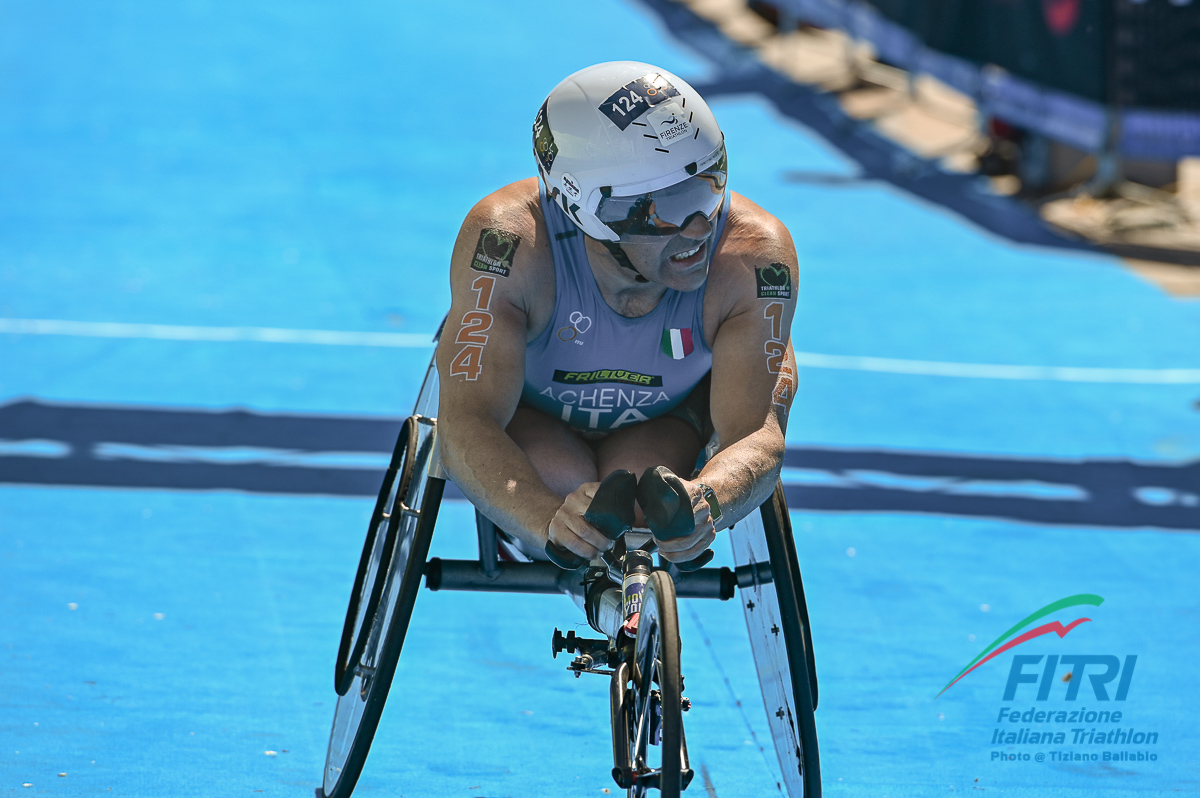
[696,483,723,527]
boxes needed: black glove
[544,469,637,570]
[636,466,716,572]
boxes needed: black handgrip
[545,469,638,569]
[545,540,587,570]
[636,466,716,572]
[583,469,637,540]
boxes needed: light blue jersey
[520,186,727,433]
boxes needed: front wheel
[321,418,443,798]
[628,570,686,798]
[731,482,820,797]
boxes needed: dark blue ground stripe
[5,399,1195,529]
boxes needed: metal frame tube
[609,661,632,789]
[425,559,736,600]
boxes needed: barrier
[766,0,1200,160]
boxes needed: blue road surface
[3,0,1199,796]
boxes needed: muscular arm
[701,304,796,528]
[436,189,612,562]
[649,207,799,564]
[435,199,563,552]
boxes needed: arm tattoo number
[450,275,497,381]
[449,346,484,381]
[471,274,494,310]
[455,311,493,345]
[763,301,795,416]
[764,302,785,372]
[764,340,786,374]
[764,302,784,342]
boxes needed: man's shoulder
[462,178,545,243]
[720,192,794,258]
[450,178,557,333]
[709,192,798,305]
[452,178,554,286]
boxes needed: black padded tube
[425,560,735,600]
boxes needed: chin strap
[601,240,649,283]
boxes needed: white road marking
[793,352,1200,384]
[4,317,1200,384]
[92,442,390,469]
[0,318,433,348]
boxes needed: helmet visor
[596,150,727,238]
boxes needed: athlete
[437,61,798,567]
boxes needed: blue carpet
[2,0,1198,795]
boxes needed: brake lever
[545,469,637,570]
[635,466,716,572]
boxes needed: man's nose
[679,212,713,240]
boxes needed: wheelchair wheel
[732,482,821,797]
[335,417,418,696]
[321,417,444,798]
[629,571,683,798]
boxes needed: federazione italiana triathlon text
[991,706,1159,746]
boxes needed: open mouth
[668,241,706,268]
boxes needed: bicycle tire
[769,483,818,710]
[732,482,821,797]
[321,420,444,798]
[630,570,682,798]
[335,417,418,696]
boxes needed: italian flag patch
[660,328,694,360]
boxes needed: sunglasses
[596,150,727,239]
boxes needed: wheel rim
[335,418,417,696]
[628,572,681,798]
[322,419,440,798]
[324,509,418,795]
[730,483,821,797]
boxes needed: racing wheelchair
[319,348,821,797]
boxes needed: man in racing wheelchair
[318,62,818,798]
[437,60,799,568]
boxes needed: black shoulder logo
[471,228,521,277]
[755,263,792,299]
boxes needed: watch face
[701,485,721,523]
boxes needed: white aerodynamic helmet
[533,61,727,242]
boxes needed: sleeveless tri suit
[520,185,728,434]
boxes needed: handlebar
[544,466,715,572]
[544,469,637,570]
[637,466,716,572]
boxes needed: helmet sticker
[646,102,692,146]
[598,73,680,131]
[560,172,582,201]
[470,228,521,278]
[533,100,557,173]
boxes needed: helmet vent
[654,148,670,154]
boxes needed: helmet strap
[601,240,649,283]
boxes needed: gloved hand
[635,466,716,571]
